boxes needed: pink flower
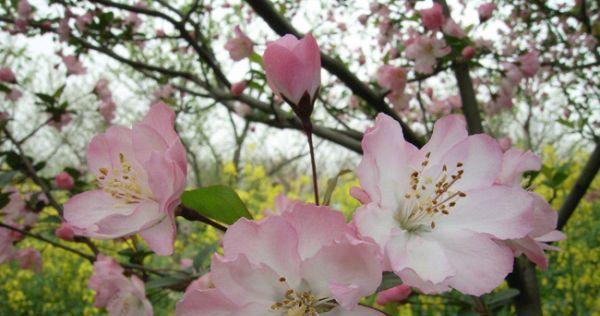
[352,114,535,295]
[5,88,22,102]
[94,79,112,100]
[376,284,412,305]
[495,148,565,269]
[55,171,74,190]
[58,18,70,42]
[64,103,187,256]
[442,19,465,38]
[176,202,384,316]
[0,67,17,83]
[153,84,173,100]
[1,190,31,225]
[17,0,31,19]
[358,14,369,25]
[504,63,523,84]
[478,3,497,22]
[89,255,153,315]
[61,55,86,76]
[224,26,254,61]
[461,46,476,60]
[99,99,116,122]
[124,12,142,30]
[420,3,445,31]
[14,248,42,273]
[0,228,17,264]
[405,35,451,74]
[387,91,411,113]
[519,51,540,78]
[263,34,321,107]
[55,222,76,241]
[230,80,247,96]
[376,65,407,92]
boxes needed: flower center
[96,153,143,204]
[395,152,466,233]
[269,277,335,316]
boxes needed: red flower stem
[303,119,320,205]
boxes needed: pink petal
[175,288,239,316]
[138,213,176,256]
[349,186,372,204]
[280,202,350,259]
[417,114,468,167]
[221,216,301,284]
[376,284,412,305]
[507,237,548,269]
[434,230,515,295]
[435,185,534,240]
[358,113,418,209]
[438,134,503,192]
[353,203,396,247]
[496,148,541,187]
[210,254,282,307]
[91,200,163,239]
[300,239,381,308]
[386,230,454,284]
[64,190,135,231]
[144,151,186,214]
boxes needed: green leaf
[0,170,18,187]
[193,244,217,270]
[35,93,55,105]
[0,192,11,209]
[249,52,263,66]
[377,271,403,292]
[181,185,252,225]
[53,84,66,99]
[145,275,187,290]
[322,169,351,206]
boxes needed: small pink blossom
[89,255,153,315]
[124,12,142,30]
[153,84,173,100]
[376,284,412,305]
[64,103,187,256]
[0,228,17,265]
[0,67,17,83]
[94,79,112,100]
[58,18,70,42]
[17,0,32,19]
[358,14,369,25]
[61,55,87,76]
[224,26,254,61]
[14,248,42,273]
[55,222,76,241]
[519,51,541,78]
[55,171,74,190]
[230,80,247,96]
[405,35,451,74]
[353,114,535,295]
[5,88,22,102]
[461,46,476,60]
[376,65,407,92]
[478,3,497,22]
[443,19,465,38]
[99,99,116,122]
[387,91,411,113]
[420,3,445,31]
[263,34,321,107]
[176,202,384,315]
[156,29,165,37]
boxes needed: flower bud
[263,34,321,118]
[55,171,74,190]
[55,222,75,241]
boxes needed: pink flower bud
[55,171,74,190]
[230,80,247,96]
[224,26,254,61]
[420,3,445,31]
[376,284,412,305]
[263,34,321,109]
[0,68,17,83]
[478,3,496,22]
[443,19,465,38]
[55,222,75,241]
[99,99,116,122]
[358,14,369,25]
[17,0,32,19]
[461,46,476,60]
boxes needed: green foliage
[181,185,252,225]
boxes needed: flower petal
[138,213,176,256]
[175,288,239,316]
[353,203,396,247]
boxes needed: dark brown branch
[557,143,600,230]
[506,257,543,316]
[176,206,228,232]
